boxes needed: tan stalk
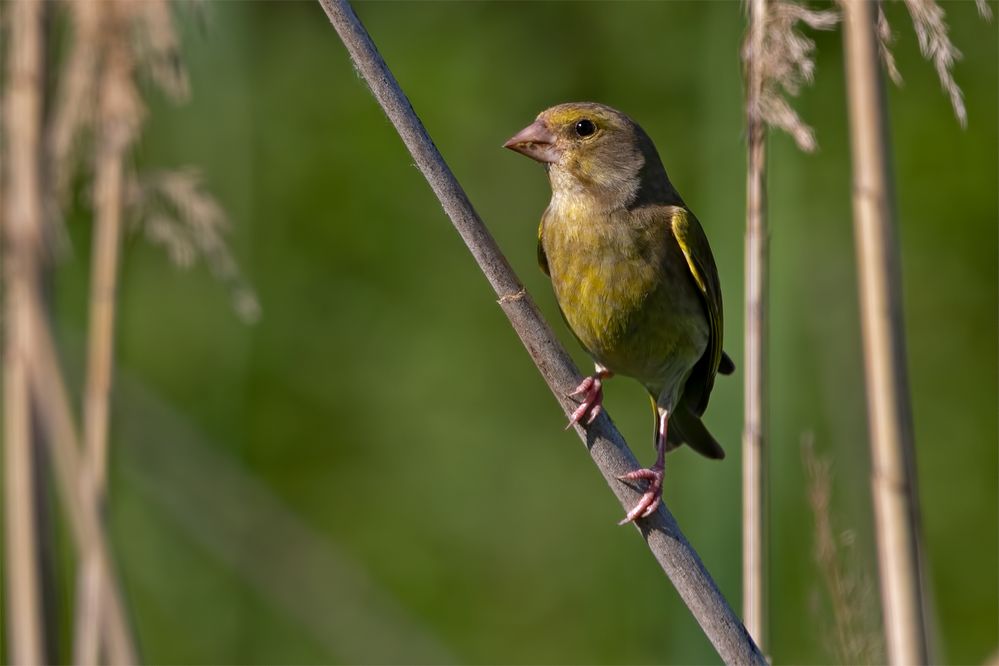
[841,0,929,663]
[2,0,47,662]
[75,1,137,662]
[27,298,138,665]
[743,0,770,651]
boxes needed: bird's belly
[551,250,708,393]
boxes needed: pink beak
[503,120,560,164]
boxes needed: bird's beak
[503,120,560,164]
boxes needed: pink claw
[565,374,606,428]
[617,466,664,524]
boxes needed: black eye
[574,119,596,137]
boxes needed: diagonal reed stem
[317,1,766,663]
[27,296,138,666]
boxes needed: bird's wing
[537,215,550,276]
[669,206,724,415]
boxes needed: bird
[504,102,734,524]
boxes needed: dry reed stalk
[742,0,769,650]
[740,0,835,649]
[44,0,245,654]
[75,1,143,662]
[3,0,47,661]
[3,0,244,659]
[318,1,767,663]
[27,297,138,665]
[84,0,140,499]
[841,0,928,663]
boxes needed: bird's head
[504,102,675,208]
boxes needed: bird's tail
[670,406,725,459]
[718,351,736,375]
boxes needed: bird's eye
[574,119,596,137]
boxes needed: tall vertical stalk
[2,0,47,662]
[742,0,769,651]
[75,3,132,661]
[841,0,928,663]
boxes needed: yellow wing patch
[670,207,723,411]
[672,211,708,294]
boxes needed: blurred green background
[24,0,999,663]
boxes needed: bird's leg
[617,408,668,524]
[566,365,613,428]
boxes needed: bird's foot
[566,374,606,428]
[617,466,664,524]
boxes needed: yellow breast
[541,200,708,394]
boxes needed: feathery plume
[803,436,884,665]
[902,0,969,126]
[744,0,839,152]
[878,0,989,127]
[877,5,904,85]
[127,169,261,323]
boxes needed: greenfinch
[504,102,733,524]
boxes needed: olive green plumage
[517,102,731,459]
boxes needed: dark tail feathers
[718,351,736,375]
[667,405,726,460]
